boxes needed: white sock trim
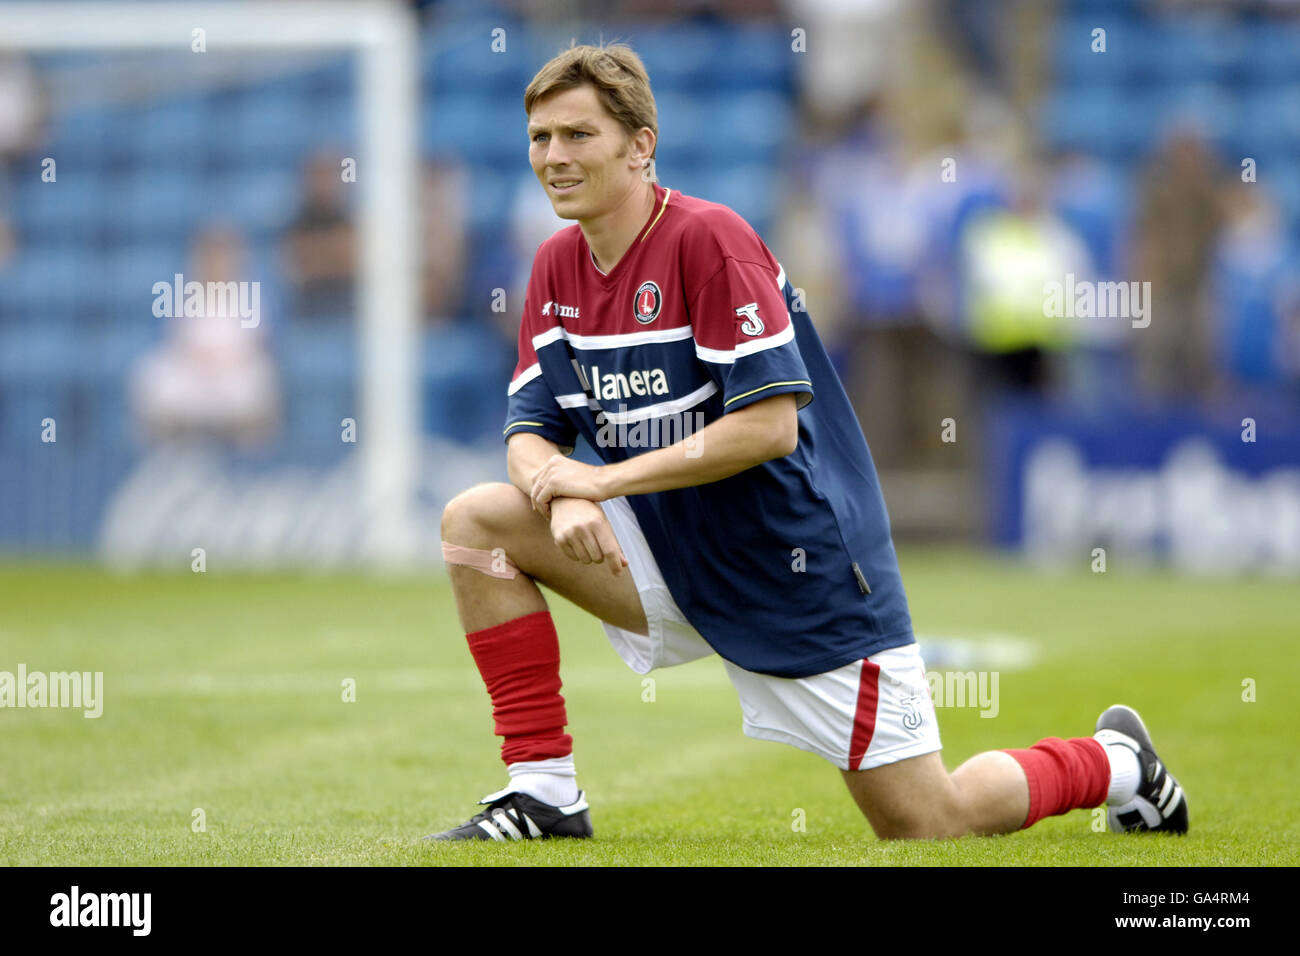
[507,755,579,807]
[1096,735,1141,805]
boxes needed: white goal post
[2,1,422,565]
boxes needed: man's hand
[531,455,609,518]
[549,497,627,576]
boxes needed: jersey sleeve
[503,282,578,453]
[690,257,814,413]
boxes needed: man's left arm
[529,392,797,516]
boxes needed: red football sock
[466,610,573,765]
[1002,737,1110,829]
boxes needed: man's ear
[629,127,656,170]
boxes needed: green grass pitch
[2,549,1296,866]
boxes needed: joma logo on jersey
[581,364,670,400]
[542,300,580,319]
[735,302,764,336]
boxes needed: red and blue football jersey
[505,183,914,678]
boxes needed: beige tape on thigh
[441,542,520,580]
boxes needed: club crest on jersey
[633,281,662,325]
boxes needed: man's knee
[841,759,972,841]
[441,483,532,546]
[863,791,970,839]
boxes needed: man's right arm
[506,431,562,498]
[507,433,628,575]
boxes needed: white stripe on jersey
[695,322,795,365]
[532,324,695,353]
[527,262,789,377]
[507,362,543,395]
[533,326,566,349]
[553,382,718,424]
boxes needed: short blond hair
[524,42,658,158]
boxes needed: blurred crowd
[771,0,1300,469]
[0,0,1297,461]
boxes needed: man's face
[528,84,643,222]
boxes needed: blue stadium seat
[1224,86,1276,157]
[104,243,187,318]
[705,25,791,93]
[1146,23,1239,85]
[422,318,511,442]
[1038,86,1134,159]
[232,91,315,162]
[1114,22,1170,85]
[61,326,151,452]
[1049,16,1128,85]
[307,92,358,151]
[653,91,708,168]
[102,108,151,169]
[1242,24,1300,84]
[426,19,530,96]
[64,248,111,313]
[7,244,82,318]
[0,254,69,336]
[621,24,718,92]
[123,170,203,236]
[210,168,300,234]
[464,169,513,234]
[278,324,357,380]
[275,321,358,446]
[47,105,115,156]
[89,320,158,378]
[0,380,73,446]
[98,172,143,242]
[0,268,19,323]
[695,165,777,233]
[0,252,39,320]
[10,177,100,238]
[1239,85,1300,154]
[301,57,353,98]
[85,380,135,449]
[705,91,790,160]
[138,97,212,166]
[283,373,357,446]
[423,93,520,164]
[0,319,83,384]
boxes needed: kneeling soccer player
[428,43,1187,842]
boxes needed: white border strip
[553,382,718,424]
[507,363,543,396]
[695,323,795,365]
[533,324,694,353]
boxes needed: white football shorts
[598,495,943,772]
